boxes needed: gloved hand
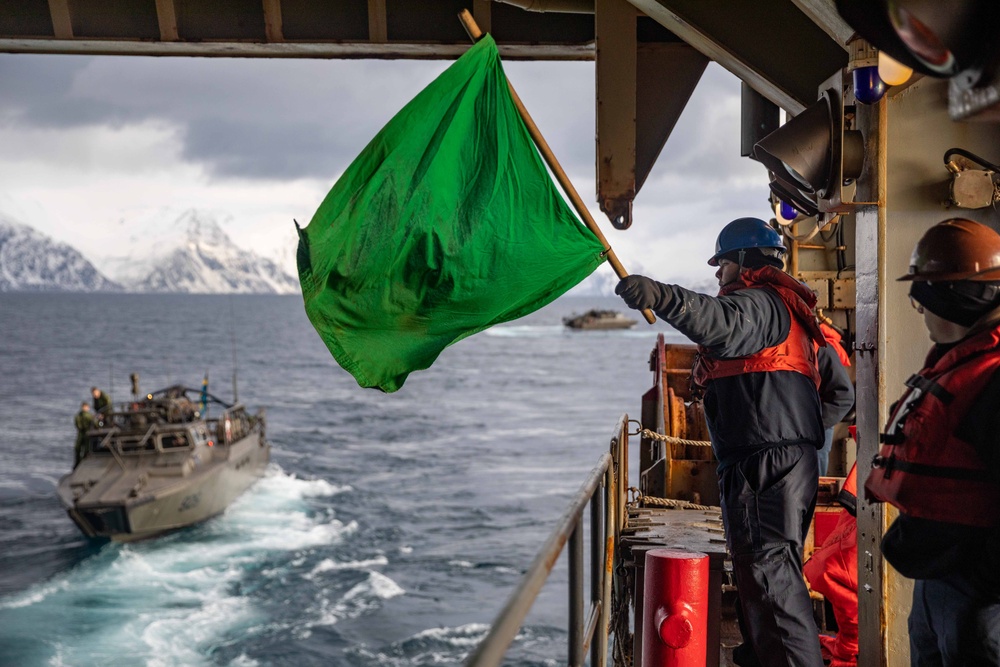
[615,275,670,312]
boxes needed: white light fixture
[878,51,914,86]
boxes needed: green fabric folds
[297,36,605,392]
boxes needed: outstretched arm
[616,276,788,357]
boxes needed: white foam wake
[0,465,370,667]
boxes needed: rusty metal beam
[596,0,708,229]
[47,0,73,39]
[596,0,638,229]
[262,0,284,42]
[155,0,180,42]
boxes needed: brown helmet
[898,218,1000,282]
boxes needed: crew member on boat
[91,386,111,415]
[616,216,826,667]
[73,401,94,467]
[866,218,1000,665]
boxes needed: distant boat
[57,384,269,542]
[563,309,638,331]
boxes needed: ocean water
[0,293,686,667]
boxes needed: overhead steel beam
[46,0,73,38]
[625,0,848,113]
[0,37,594,61]
[596,0,639,229]
[495,0,595,11]
[789,0,855,46]
[368,0,387,43]
[0,0,597,60]
[262,0,284,43]
[596,0,707,228]
[155,0,180,42]
[473,0,493,35]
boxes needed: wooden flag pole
[458,9,656,325]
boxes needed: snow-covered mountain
[0,216,122,292]
[568,264,719,297]
[103,210,300,294]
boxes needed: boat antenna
[229,295,239,404]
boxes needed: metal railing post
[598,461,615,667]
[589,478,605,666]
[569,517,584,666]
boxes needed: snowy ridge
[126,210,299,294]
[569,264,719,297]
[0,209,299,294]
[0,215,121,292]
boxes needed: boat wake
[0,465,407,667]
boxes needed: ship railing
[94,427,126,470]
[465,414,629,667]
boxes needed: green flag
[297,35,606,392]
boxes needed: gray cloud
[0,53,599,182]
[0,51,767,216]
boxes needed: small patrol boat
[57,382,269,542]
[563,308,638,330]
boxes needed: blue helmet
[707,217,786,266]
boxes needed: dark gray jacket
[653,282,825,469]
[817,345,854,429]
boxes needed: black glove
[615,275,670,312]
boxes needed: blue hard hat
[707,217,786,266]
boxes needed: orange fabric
[819,321,852,367]
[865,322,1000,527]
[804,509,858,666]
[842,461,857,499]
[692,267,825,391]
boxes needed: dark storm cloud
[0,53,599,182]
[0,51,760,201]
[0,55,121,127]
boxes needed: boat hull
[60,434,269,542]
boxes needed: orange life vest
[864,323,1000,528]
[819,321,852,367]
[692,266,825,391]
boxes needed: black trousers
[720,443,824,667]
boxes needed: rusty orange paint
[605,536,615,574]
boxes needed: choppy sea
[0,293,686,666]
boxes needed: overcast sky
[0,51,773,285]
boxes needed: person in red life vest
[804,456,859,667]
[616,217,827,667]
[865,218,1000,665]
[815,318,855,476]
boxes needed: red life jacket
[692,266,825,392]
[820,321,852,367]
[864,323,1000,528]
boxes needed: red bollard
[642,548,709,667]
